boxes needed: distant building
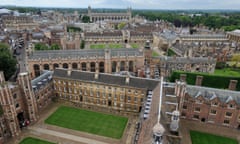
[87,6,132,22]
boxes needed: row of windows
[191,114,232,125]
[54,80,143,94]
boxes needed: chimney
[228,80,238,91]
[126,75,130,84]
[180,74,186,82]
[67,69,72,76]
[94,71,99,79]
[195,75,203,86]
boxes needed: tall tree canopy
[0,43,17,80]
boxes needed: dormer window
[211,102,218,107]
[228,104,235,109]
[195,99,202,104]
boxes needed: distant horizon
[1,5,240,12]
[1,0,240,10]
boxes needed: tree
[51,44,60,50]
[80,40,85,49]
[82,15,90,23]
[0,43,17,80]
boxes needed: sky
[1,0,240,9]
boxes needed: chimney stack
[94,71,99,79]
[195,75,203,86]
[180,74,186,82]
[228,80,238,91]
[126,75,130,84]
[67,69,72,76]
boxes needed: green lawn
[45,106,128,139]
[190,130,238,144]
[152,51,160,57]
[130,43,139,48]
[109,43,123,48]
[19,137,55,144]
[214,68,240,77]
[90,44,106,49]
[90,43,123,49]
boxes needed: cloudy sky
[1,0,240,9]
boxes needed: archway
[33,64,40,77]
[124,39,128,43]
[112,61,117,72]
[53,63,59,69]
[129,61,134,72]
[120,61,125,71]
[63,63,68,69]
[81,62,87,71]
[90,62,95,72]
[43,64,49,70]
[72,63,78,69]
[99,62,104,73]
[17,112,24,128]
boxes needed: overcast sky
[1,0,240,9]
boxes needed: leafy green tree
[0,43,17,80]
[82,15,90,23]
[118,22,126,29]
[51,44,60,50]
[80,40,85,49]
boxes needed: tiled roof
[28,48,143,60]
[186,85,240,105]
[53,68,159,90]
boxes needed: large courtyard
[45,106,128,139]
[190,130,238,144]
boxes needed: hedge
[169,71,240,91]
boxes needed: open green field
[90,43,123,49]
[190,130,238,144]
[130,43,139,48]
[45,106,128,139]
[19,137,55,144]
[214,68,240,77]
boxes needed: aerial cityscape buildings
[0,3,240,144]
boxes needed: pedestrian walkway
[28,126,109,144]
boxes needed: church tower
[0,72,21,137]
[17,72,38,122]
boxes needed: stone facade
[0,71,53,143]
[88,6,132,22]
[53,68,159,114]
[27,48,145,78]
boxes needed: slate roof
[158,56,216,64]
[31,70,53,91]
[186,85,240,105]
[28,48,143,60]
[53,68,159,90]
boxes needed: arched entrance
[63,63,68,69]
[99,62,104,73]
[112,61,117,72]
[33,64,40,77]
[82,63,87,71]
[53,63,59,69]
[72,63,78,69]
[90,62,96,72]
[129,61,134,72]
[43,64,49,70]
[120,61,125,71]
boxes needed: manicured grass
[90,44,106,49]
[90,43,123,49]
[130,43,139,48]
[19,137,55,144]
[152,51,160,57]
[108,43,123,48]
[214,68,240,77]
[190,130,238,144]
[45,106,128,139]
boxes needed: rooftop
[28,48,143,60]
[53,68,159,90]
